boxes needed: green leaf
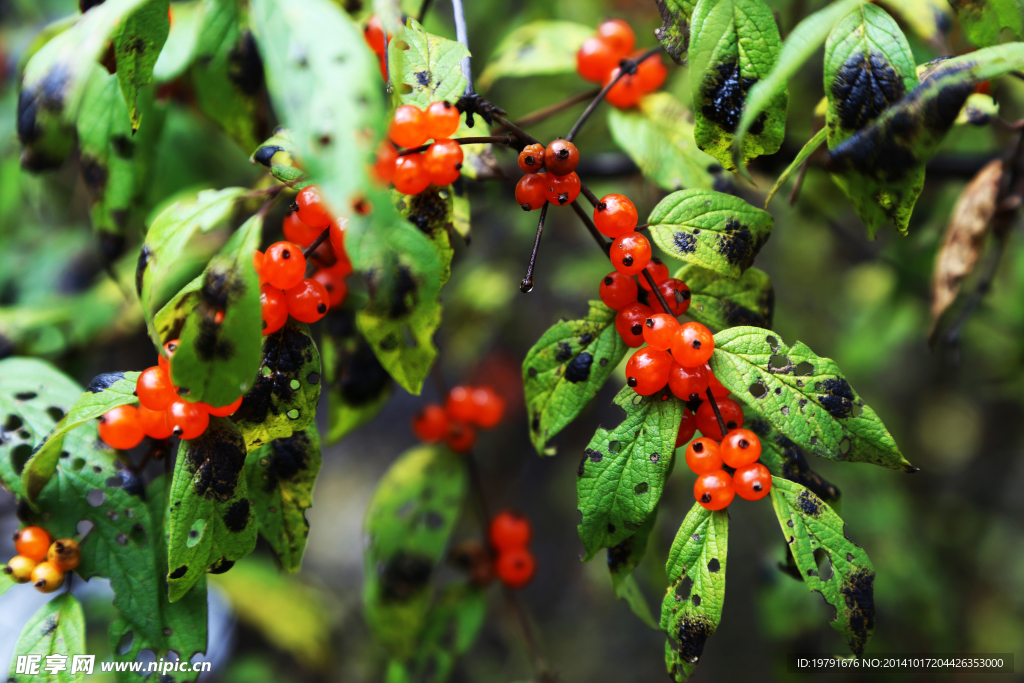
[661,503,727,682]
[244,426,322,572]
[409,583,487,681]
[0,571,14,598]
[393,186,456,286]
[744,409,841,505]
[689,0,787,170]
[824,43,1024,236]
[0,357,84,495]
[231,319,322,451]
[8,595,85,683]
[363,445,467,660]
[876,0,952,45]
[709,326,914,471]
[523,301,629,456]
[167,417,258,601]
[249,128,302,184]
[389,17,469,108]
[655,0,699,63]
[20,371,141,504]
[170,213,264,408]
[948,0,1024,47]
[577,386,683,560]
[477,21,592,90]
[452,185,470,239]
[648,189,774,279]
[675,263,773,332]
[153,0,204,81]
[608,508,660,630]
[322,309,393,444]
[765,127,826,207]
[770,477,875,655]
[608,92,715,192]
[114,0,170,131]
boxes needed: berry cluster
[684,429,772,510]
[411,385,506,454]
[575,19,667,108]
[256,185,351,335]
[488,510,536,590]
[3,527,80,594]
[514,139,582,210]
[363,15,390,79]
[375,101,464,195]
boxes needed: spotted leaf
[388,17,469,109]
[674,263,773,331]
[322,309,393,444]
[655,0,699,63]
[8,594,85,683]
[113,0,169,131]
[608,507,660,629]
[743,407,841,505]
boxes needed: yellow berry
[31,561,64,593]
[4,555,38,584]
[47,539,81,572]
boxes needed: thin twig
[642,269,672,314]
[579,183,600,207]
[398,135,516,156]
[521,204,550,293]
[303,228,330,258]
[565,46,662,142]
[569,200,610,252]
[505,89,601,129]
[787,158,810,206]
[704,388,730,438]
[451,0,473,95]
[489,112,542,146]
[504,589,555,682]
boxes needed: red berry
[650,278,691,316]
[542,172,581,206]
[446,421,476,453]
[446,386,478,423]
[389,104,428,148]
[283,212,322,248]
[328,218,351,273]
[625,347,672,395]
[14,527,51,562]
[668,362,710,402]
[373,141,398,184]
[98,405,145,450]
[707,365,729,397]
[471,386,505,428]
[489,510,532,550]
[642,313,679,351]
[159,339,179,376]
[284,278,329,323]
[204,396,243,418]
[495,547,536,589]
[639,258,669,290]
[605,67,645,109]
[672,322,714,367]
[138,404,173,439]
[576,36,622,83]
[263,241,306,290]
[165,400,210,440]
[515,173,547,211]
[720,429,761,468]
[295,185,333,229]
[412,404,450,442]
[424,139,463,186]
[635,53,668,92]
[610,231,651,276]
[676,408,697,447]
[694,470,734,510]
[364,15,387,55]
[253,250,269,285]
[518,143,545,173]
[136,366,176,411]
[593,194,638,238]
[260,284,289,336]
[733,463,772,501]
[425,100,461,140]
[695,396,744,441]
[597,19,635,53]
[684,437,723,474]
[614,302,652,347]
[599,271,639,310]
[393,153,431,195]
[544,139,579,176]
[313,264,348,308]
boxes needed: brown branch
[569,200,610,253]
[303,227,330,258]
[565,46,662,142]
[642,269,671,314]
[520,203,550,293]
[509,88,601,128]
[704,388,729,438]
[398,135,517,156]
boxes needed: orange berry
[31,561,64,593]
[668,363,709,402]
[138,404,174,439]
[695,396,744,441]
[14,527,51,562]
[676,408,697,447]
[495,547,536,589]
[470,386,505,428]
[4,555,37,583]
[283,212,322,247]
[412,404,450,442]
[489,510,532,550]
[684,437,723,474]
[393,153,431,195]
[263,241,307,290]
[625,347,672,396]
[389,104,428,148]
[634,53,667,92]
[542,172,581,206]
[295,185,333,229]
[720,429,762,468]
[446,421,476,453]
[312,264,348,308]
[671,322,714,367]
[694,470,734,510]
[577,35,622,83]
[260,284,289,336]
[641,313,679,351]
[544,139,579,176]
[733,463,772,501]
[518,143,545,174]
[373,141,398,184]
[98,405,145,450]
[46,539,80,572]
[425,100,461,140]
[204,396,243,418]
[424,139,463,186]
[446,386,478,423]
[284,278,329,323]
[136,366,176,411]
[165,400,210,440]
[597,19,635,54]
[515,173,547,211]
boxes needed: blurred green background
[2,0,1024,681]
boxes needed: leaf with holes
[709,326,913,472]
[477,20,592,89]
[406,583,487,682]
[661,502,727,682]
[578,386,684,560]
[231,319,322,451]
[167,417,258,602]
[8,594,85,683]
[770,477,875,655]
[608,92,715,192]
[655,0,698,63]
[170,213,263,408]
[389,17,469,108]
[0,357,83,495]
[393,186,455,286]
[689,0,787,170]
[20,371,141,504]
[949,0,1024,47]
[765,127,826,207]
[743,407,841,505]
[523,301,629,456]
[113,0,169,131]
[648,189,773,279]
[364,445,467,661]
[674,263,773,332]
[244,426,322,572]
[608,507,660,629]
[322,309,393,444]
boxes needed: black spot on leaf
[262,431,312,492]
[80,155,107,191]
[555,342,573,362]
[831,52,906,132]
[169,565,188,579]
[818,378,855,418]
[674,231,697,253]
[135,245,151,297]
[227,31,265,96]
[381,551,432,601]
[253,145,284,167]
[797,490,822,517]
[564,352,593,383]
[183,420,247,500]
[415,71,430,86]
[716,218,764,269]
[86,372,126,393]
[700,62,765,134]
[222,499,251,532]
[673,614,714,664]
[841,569,875,655]
[233,324,315,427]
[208,558,235,574]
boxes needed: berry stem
[303,228,331,259]
[704,387,730,439]
[569,200,610,253]
[521,203,550,293]
[501,88,601,129]
[641,269,673,314]
[488,112,542,147]
[635,223,649,231]
[451,0,474,96]
[579,182,600,207]
[397,135,516,156]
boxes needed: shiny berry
[285,278,330,323]
[471,387,505,428]
[425,100,461,139]
[694,470,734,510]
[650,278,691,316]
[695,396,744,441]
[642,313,679,351]
[253,250,269,285]
[295,185,333,229]
[495,547,536,589]
[516,173,547,211]
[576,36,622,83]
[14,527,51,562]
[393,153,431,195]
[138,404,174,439]
[446,385,477,423]
[263,241,306,290]
[136,366,176,411]
[313,263,348,308]
[98,405,145,450]
[615,302,653,347]
[328,217,349,261]
[489,510,532,550]
[542,172,581,206]
[4,555,36,584]
[597,19,635,53]
[733,463,772,501]
[205,396,243,418]
[594,194,638,238]
[676,408,697,447]
[610,232,651,276]
[635,53,668,92]
[625,347,672,395]
[165,400,210,440]
[720,429,761,468]
[605,67,645,108]
[373,141,398,184]
[599,271,639,310]
[685,437,723,474]
[412,404,449,442]
[46,539,80,572]
[639,258,669,290]
[707,364,729,397]
[389,104,428,148]
[31,561,64,593]
[261,284,289,336]
[668,362,709,402]
[446,421,477,453]
[672,322,714,367]
[283,212,321,247]
[544,139,579,176]
[424,139,463,185]
[518,143,545,173]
